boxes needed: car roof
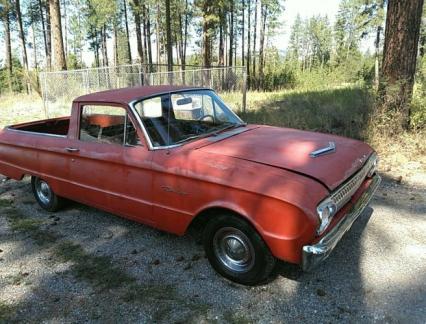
[73,85,207,105]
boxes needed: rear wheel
[31,176,63,212]
[203,213,276,285]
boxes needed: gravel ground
[0,174,425,323]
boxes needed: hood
[198,125,373,191]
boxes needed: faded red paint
[0,86,375,265]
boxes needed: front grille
[330,154,376,211]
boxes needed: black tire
[203,213,276,285]
[31,176,63,212]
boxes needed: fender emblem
[161,185,188,196]
[310,142,336,158]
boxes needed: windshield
[133,89,244,147]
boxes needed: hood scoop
[309,142,336,158]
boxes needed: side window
[79,105,140,146]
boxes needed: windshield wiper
[174,123,246,145]
[174,134,202,144]
[212,123,246,136]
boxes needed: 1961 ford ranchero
[0,86,381,285]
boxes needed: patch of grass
[223,311,253,324]
[4,207,58,246]
[122,283,177,303]
[5,272,30,286]
[0,301,16,322]
[0,199,12,208]
[54,242,134,290]
[9,216,41,232]
[0,93,45,128]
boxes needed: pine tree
[380,0,424,129]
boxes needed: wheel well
[186,207,251,239]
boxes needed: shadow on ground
[0,174,425,323]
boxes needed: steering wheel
[199,114,215,123]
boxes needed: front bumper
[302,174,381,271]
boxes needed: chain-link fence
[39,64,246,119]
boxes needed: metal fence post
[83,70,89,93]
[40,72,49,119]
[242,69,247,116]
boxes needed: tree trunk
[46,0,52,69]
[246,0,251,88]
[133,0,144,63]
[15,0,31,93]
[113,23,118,66]
[49,0,67,70]
[178,12,184,67]
[219,9,225,66]
[252,0,258,82]
[142,4,149,67]
[242,0,245,67]
[123,0,132,63]
[146,5,153,70]
[374,25,382,89]
[62,0,67,57]
[228,0,234,67]
[94,34,100,67]
[380,0,424,129]
[234,15,237,66]
[259,3,267,89]
[182,0,188,70]
[38,0,49,68]
[156,3,161,65]
[202,0,213,68]
[165,0,173,71]
[1,9,13,92]
[32,24,38,69]
[102,25,108,66]
[15,0,29,70]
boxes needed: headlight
[316,199,337,234]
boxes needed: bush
[411,84,426,130]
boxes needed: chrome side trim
[302,173,381,271]
[5,127,67,138]
[310,141,336,158]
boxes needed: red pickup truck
[0,85,380,285]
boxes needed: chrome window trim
[123,112,128,145]
[128,88,244,151]
[5,127,68,138]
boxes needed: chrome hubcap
[36,179,52,205]
[213,227,255,273]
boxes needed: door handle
[65,147,79,153]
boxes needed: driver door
[66,103,155,225]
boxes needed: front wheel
[31,176,63,212]
[203,214,276,285]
